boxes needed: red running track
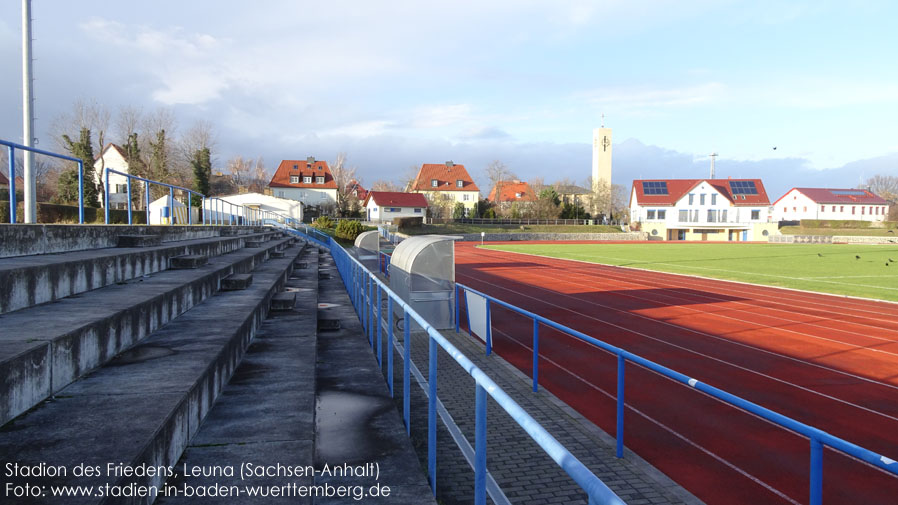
[454,241,898,505]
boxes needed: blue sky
[1,0,896,198]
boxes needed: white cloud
[580,82,727,112]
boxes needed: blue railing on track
[291,227,624,505]
[455,282,898,505]
[3,139,85,224]
[379,251,391,278]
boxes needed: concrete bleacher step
[169,254,209,269]
[116,234,163,248]
[221,273,253,291]
[155,247,319,504]
[0,230,278,315]
[271,291,297,311]
[0,237,295,426]
[0,243,305,505]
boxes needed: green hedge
[0,201,147,224]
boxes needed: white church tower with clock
[591,115,613,215]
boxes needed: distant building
[94,143,133,210]
[772,188,889,222]
[487,180,537,204]
[345,179,368,200]
[214,192,303,225]
[629,178,777,241]
[268,157,338,207]
[363,191,428,223]
[408,161,480,216]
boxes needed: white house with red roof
[487,180,537,204]
[408,161,480,216]
[268,157,338,207]
[629,179,777,241]
[772,188,889,222]
[94,143,133,210]
[363,191,428,223]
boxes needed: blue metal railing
[455,282,898,505]
[2,139,85,223]
[379,251,391,277]
[292,227,624,505]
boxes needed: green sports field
[481,243,898,302]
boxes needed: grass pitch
[481,243,898,302]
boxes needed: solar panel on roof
[642,181,668,195]
[830,190,867,196]
[730,181,758,195]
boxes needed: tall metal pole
[22,0,36,223]
[709,152,718,179]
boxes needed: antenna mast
[709,152,718,179]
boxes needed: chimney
[307,156,315,164]
[445,161,454,167]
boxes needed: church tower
[591,117,612,216]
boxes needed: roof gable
[631,178,770,206]
[269,158,338,189]
[363,191,428,208]
[410,162,480,192]
[488,180,537,202]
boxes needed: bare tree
[401,164,421,192]
[482,160,516,201]
[864,175,898,202]
[371,180,401,192]
[330,152,359,216]
[248,157,269,193]
[228,155,253,191]
[114,106,143,145]
[51,99,111,199]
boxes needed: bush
[335,219,364,241]
[312,216,334,229]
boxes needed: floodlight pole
[21,0,36,223]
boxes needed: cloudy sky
[1,0,896,198]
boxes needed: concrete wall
[0,224,249,258]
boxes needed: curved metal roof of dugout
[354,230,380,254]
[389,235,456,329]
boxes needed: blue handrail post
[532,319,539,392]
[77,161,84,224]
[388,296,394,397]
[126,177,133,225]
[455,284,460,333]
[370,277,376,348]
[403,309,411,435]
[104,168,110,224]
[187,191,192,225]
[144,180,149,225]
[485,299,492,356]
[810,438,823,505]
[377,286,383,367]
[428,335,437,495]
[474,383,488,505]
[6,146,15,223]
[201,196,206,225]
[168,187,174,226]
[616,354,625,458]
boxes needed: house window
[515,193,522,198]
[278,191,284,198]
[320,193,327,200]
[414,208,422,213]
[116,184,127,193]
[821,205,825,212]
[463,194,470,201]
[290,176,299,183]
[372,207,378,212]
[303,176,312,183]
[456,180,463,187]
[293,164,298,169]
[840,206,843,212]
[700,194,706,205]
[832,206,836,212]
[688,194,694,205]
[721,209,727,221]
[751,210,760,220]
[692,210,699,221]
[852,207,856,214]
[431,179,438,187]
[803,206,807,212]
[389,207,399,212]
[647,210,656,219]
[862,207,865,215]
[711,194,717,205]
[678,210,689,222]
[657,210,666,219]
[707,209,716,222]
[316,176,324,184]
[783,207,787,213]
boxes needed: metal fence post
[187,191,192,225]
[616,353,625,458]
[455,284,460,333]
[810,438,823,505]
[104,168,110,224]
[388,296,394,397]
[144,180,149,225]
[77,161,84,224]
[428,335,437,495]
[485,299,492,356]
[474,383,488,505]
[7,146,15,223]
[368,277,375,348]
[202,196,206,225]
[403,309,411,435]
[126,177,133,225]
[532,319,539,392]
[377,286,383,367]
[168,187,174,226]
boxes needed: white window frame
[431,179,438,187]
[303,176,312,183]
[290,176,299,183]
[316,176,324,184]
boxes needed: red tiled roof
[631,179,771,206]
[773,188,890,205]
[410,162,479,192]
[346,179,368,200]
[0,172,7,185]
[269,159,338,189]
[488,180,537,203]
[363,191,428,208]
[0,173,23,186]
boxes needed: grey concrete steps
[155,247,320,505]
[0,237,293,426]
[0,230,280,315]
[0,243,305,505]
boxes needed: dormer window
[290,176,299,183]
[456,180,463,188]
[293,164,298,170]
[431,179,438,187]
[303,176,312,183]
[316,176,324,184]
